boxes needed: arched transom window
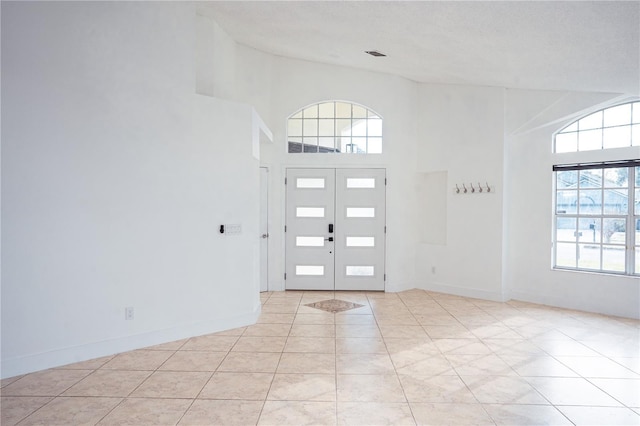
[287,101,382,154]
[555,101,640,152]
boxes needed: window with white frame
[554,101,640,152]
[287,101,382,154]
[553,161,639,275]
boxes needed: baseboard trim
[420,281,505,302]
[1,307,261,379]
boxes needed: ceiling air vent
[365,50,386,57]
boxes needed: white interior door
[335,169,386,291]
[285,169,336,290]
[260,167,269,292]
[285,168,385,291]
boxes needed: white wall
[1,2,261,378]
[504,89,640,319]
[235,48,421,292]
[415,84,506,300]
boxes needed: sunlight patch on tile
[304,299,364,314]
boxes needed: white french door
[285,168,386,291]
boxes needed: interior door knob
[261,233,269,239]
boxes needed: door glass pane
[578,244,601,270]
[296,236,325,247]
[346,207,375,218]
[346,266,374,276]
[296,265,324,275]
[347,178,376,189]
[296,207,325,217]
[297,178,325,189]
[602,246,625,272]
[346,236,375,247]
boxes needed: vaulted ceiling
[199,1,640,95]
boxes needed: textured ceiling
[199,1,640,94]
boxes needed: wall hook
[455,184,460,194]
[463,184,468,193]
[470,183,475,193]
[486,182,491,192]
[478,182,483,193]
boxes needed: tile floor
[1,290,639,425]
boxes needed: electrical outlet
[125,307,134,320]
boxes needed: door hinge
[384,274,386,281]
[385,178,387,185]
[284,273,287,280]
[285,177,287,185]
[284,225,287,232]
[384,226,387,233]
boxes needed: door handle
[328,224,334,233]
[261,233,269,239]
[324,237,334,242]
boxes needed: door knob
[261,233,269,239]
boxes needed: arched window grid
[287,101,383,154]
[554,101,640,153]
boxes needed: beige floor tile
[335,314,376,325]
[589,378,640,407]
[483,403,572,425]
[399,374,477,403]
[18,397,121,426]
[130,370,211,398]
[336,337,387,354]
[433,339,492,355]
[484,339,546,356]
[179,399,263,425]
[261,303,299,314]
[277,352,336,374]
[198,372,274,400]
[384,338,439,355]
[375,315,420,326]
[337,353,395,374]
[180,335,239,351]
[462,375,548,404]
[294,313,336,325]
[555,356,640,378]
[2,369,93,396]
[526,376,622,406]
[62,370,151,397]
[57,355,115,370]
[212,326,247,336]
[337,374,405,402]
[379,325,428,339]
[410,402,493,425]
[232,336,287,352]
[256,313,296,324]
[424,325,475,339]
[446,354,516,376]
[532,339,600,357]
[337,402,415,426]
[558,406,640,426]
[414,314,459,326]
[0,396,53,426]
[268,373,336,401]
[392,352,455,376]
[613,357,640,374]
[159,350,226,371]
[243,323,292,337]
[284,336,336,353]
[97,397,190,425]
[1,375,24,388]
[218,352,281,373]
[290,323,336,338]
[100,350,174,370]
[258,400,336,426]
[335,324,381,338]
[499,354,579,377]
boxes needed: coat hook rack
[454,182,493,194]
